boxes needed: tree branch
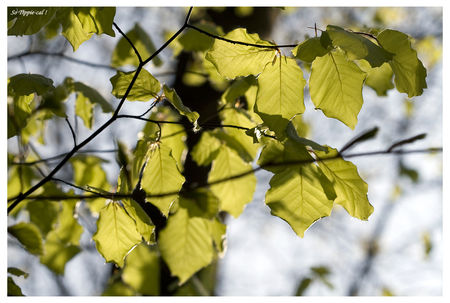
[113,22,143,64]
[9,147,442,203]
[7,8,195,214]
[65,117,77,147]
[8,51,119,71]
[186,24,298,49]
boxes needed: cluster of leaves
[7,7,427,295]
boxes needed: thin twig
[8,147,442,203]
[7,8,194,214]
[10,149,118,166]
[186,24,297,49]
[8,51,119,71]
[65,117,77,147]
[113,22,143,64]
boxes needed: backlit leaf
[357,60,394,96]
[292,37,329,63]
[8,222,43,255]
[111,69,160,102]
[255,56,306,139]
[377,29,427,97]
[208,145,256,217]
[58,8,115,51]
[179,22,223,51]
[314,147,373,220]
[309,51,366,129]
[40,231,81,275]
[93,202,142,267]
[122,199,155,244]
[111,23,162,68]
[141,143,186,216]
[75,93,94,128]
[179,189,220,219]
[265,165,334,237]
[8,7,56,36]
[122,244,159,295]
[326,25,392,67]
[191,131,222,166]
[205,28,276,79]
[158,206,214,284]
[163,85,199,123]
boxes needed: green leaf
[122,199,155,244]
[377,29,427,97]
[8,222,43,255]
[205,28,276,79]
[8,7,56,36]
[8,73,55,96]
[75,93,94,128]
[53,200,83,245]
[286,119,327,152]
[309,51,366,129]
[8,94,34,139]
[58,8,115,51]
[111,23,162,68]
[210,218,227,254]
[93,202,142,267]
[27,201,58,237]
[179,22,223,52]
[74,81,114,112]
[111,69,160,102]
[255,56,306,139]
[326,25,393,67]
[8,267,29,279]
[40,230,81,275]
[160,123,187,170]
[221,75,257,105]
[179,189,220,220]
[220,108,259,161]
[259,140,334,237]
[102,281,135,296]
[141,143,186,216]
[158,206,214,284]
[314,147,373,220]
[208,145,256,217]
[191,131,222,166]
[71,155,110,213]
[8,277,24,296]
[292,37,329,62]
[122,244,160,295]
[163,85,199,123]
[295,277,312,296]
[357,60,394,96]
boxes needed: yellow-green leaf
[8,277,24,296]
[377,29,427,98]
[265,165,334,237]
[110,69,160,102]
[314,147,373,220]
[208,145,256,217]
[220,108,259,161]
[75,93,94,128]
[122,244,159,295]
[158,206,213,284]
[191,131,222,166]
[292,37,329,63]
[205,28,276,79]
[179,189,220,219]
[8,222,43,255]
[179,22,223,52]
[111,23,161,68]
[357,60,394,96]
[123,199,155,244]
[326,25,392,67]
[8,7,56,36]
[163,85,199,123]
[58,8,116,51]
[40,231,81,275]
[309,51,366,129]
[93,202,142,267]
[255,56,306,139]
[141,143,186,216]
[210,218,227,254]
